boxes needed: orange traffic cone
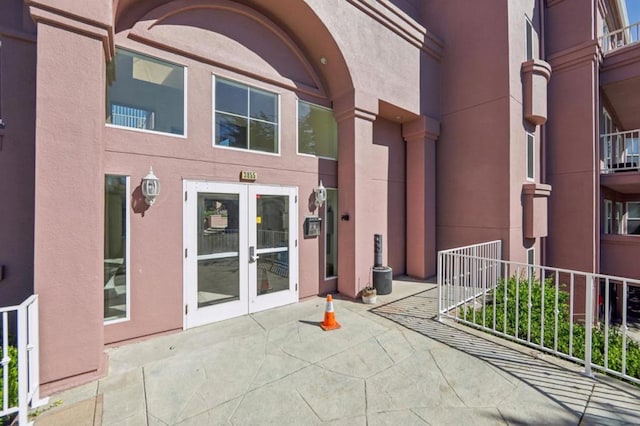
[259,269,272,294]
[320,294,341,331]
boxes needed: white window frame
[526,132,535,181]
[626,201,640,235]
[526,247,535,279]
[604,199,612,234]
[602,108,613,170]
[616,202,624,234]
[106,48,188,139]
[525,16,535,61]
[212,75,281,156]
[296,99,338,161]
[104,175,131,325]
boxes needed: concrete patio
[33,279,640,425]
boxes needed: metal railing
[437,240,502,315]
[1,295,46,425]
[438,246,640,385]
[601,129,640,173]
[600,21,640,54]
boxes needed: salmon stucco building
[1,0,639,395]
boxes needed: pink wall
[545,0,600,273]
[33,23,107,390]
[373,118,406,275]
[21,0,440,393]
[601,235,640,280]
[0,4,37,306]
[422,1,513,254]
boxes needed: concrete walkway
[33,280,640,425]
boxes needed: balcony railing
[601,129,640,173]
[600,21,640,54]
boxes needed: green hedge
[0,345,18,409]
[463,275,640,380]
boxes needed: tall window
[298,101,338,159]
[107,48,185,135]
[104,175,130,322]
[525,17,536,60]
[602,109,613,170]
[616,202,623,234]
[604,199,612,234]
[527,247,535,278]
[526,133,535,181]
[325,189,338,278]
[214,77,279,154]
[627,202,640,235]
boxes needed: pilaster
[403,115,439,279]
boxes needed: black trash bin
[373,266,392,295]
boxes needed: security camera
[0,119,5,129]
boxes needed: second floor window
[107,48,185,136]
[298,101,338,159]
[214,77,279,154]
[525,17,536,60]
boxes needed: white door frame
[183,180,298,329]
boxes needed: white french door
[183,181,298,328]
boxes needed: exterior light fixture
[142,167,160,206]
[315,180,327,207]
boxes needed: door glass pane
[256,194,289,295]
[257,253,289,294]
[197,193,240,307]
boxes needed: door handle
[249,246,259,263]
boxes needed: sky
[627,0,640,24]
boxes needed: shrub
[463,275,640,381]
[0,345,19,409]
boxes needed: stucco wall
[422,0,512,253]
[0,2,37,306]
[545,0,600,273]
[33,22,106,388]
[26,0,438,392]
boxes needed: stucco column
[403,116,440,279]
[30,4,112,393]
[334,91,379,298]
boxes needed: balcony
[600,24,640,130]
[600,129,640,192]
[601,234,640,280]
[600,21,640,54]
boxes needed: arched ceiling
[113,0,353,101]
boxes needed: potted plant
[362,286,377,304]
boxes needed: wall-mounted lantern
[314,180,327,208]
[142,167,160,206]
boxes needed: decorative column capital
[28,1,115,61]
[402,115,440,143]
[333,89,378,123]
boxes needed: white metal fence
[438,244,640,385]
[600,21,640,53]
[437,240,502,315]
[601,129,640,173]
[1,295,46,425]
